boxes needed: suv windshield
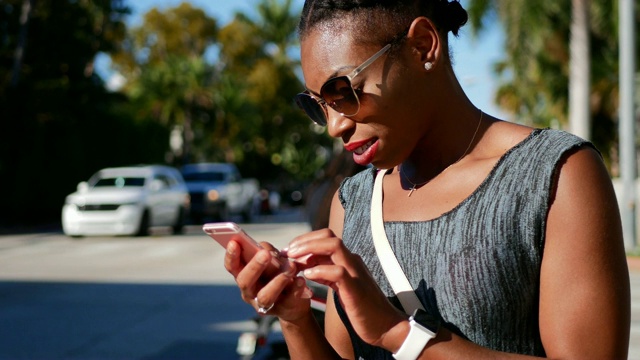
[182,172,225,182]
[93,177,146,188]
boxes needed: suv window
[154,174,173,188]
[94,177,145,188]
[182,172,225,182]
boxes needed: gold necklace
[400,110,483,197]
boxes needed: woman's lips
[345,138,379,165]
[344,138,376,152]
[353,139,375,155]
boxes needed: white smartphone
[204,221,313,269]
[203,222,287,278]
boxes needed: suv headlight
[207,190,219,201]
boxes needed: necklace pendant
[408,186,416,197]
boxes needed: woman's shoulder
[482,120,592,160]
[484,120,534,151]
[340,166,375,188]
[472,121,598,192]
[338,167,376,207]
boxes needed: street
[0,217,307,360]
[0,217,639,359]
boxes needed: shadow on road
[0,281,272,359]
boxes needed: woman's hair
[298,0,468,42]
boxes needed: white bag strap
[371,169,424,315]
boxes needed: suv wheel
[173,208,185,234]
[136,210,150,236]
[215,202,229,222]
[242,203,255,223]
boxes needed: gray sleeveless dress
[335,129,593,358]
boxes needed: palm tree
[129,56,215,164]
[466,0,623,167]
[217,0,332,180]
[568,0,590,140]
[110,3,218,164]
[254,0,300,65]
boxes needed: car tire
[173,208,185,234]
[136,210,150,237]
[241,203,255,223]
[215,202,229,222]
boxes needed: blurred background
[1,1,639,359]
[0,0,488,232]
[0,0,638,234]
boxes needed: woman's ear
[407,17,442,70]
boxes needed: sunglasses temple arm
[347,43,392,80]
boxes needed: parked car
[62,165,190,237]
[181,163,259,223]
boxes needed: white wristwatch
[392,309,440,360]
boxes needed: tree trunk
[10,0,34,87]
[568,0,591,140]
[182,109,194,165]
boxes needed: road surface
[0,220,638,359]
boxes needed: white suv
[62,165,190,236]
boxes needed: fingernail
[255,251,269,265]
[303,268,313,277]
[302,287,313,299]
[227,243,236,256]
[296,277,306,287]
[282,261,296,276]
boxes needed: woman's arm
[539,146,630,358]
[224,189,349,359]
[323,191,356,359]
[280,191,350,359]
[280,286,355,360]
[412,147,630,359]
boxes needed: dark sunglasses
[294,43,393,126]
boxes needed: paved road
[0,220,307,360]
[0,220,638,359]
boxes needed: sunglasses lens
[295,94,327,126]
[321,77,359,116]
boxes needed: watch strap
[392,317,436,360]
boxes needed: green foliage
[110,2,217,82]
[111,3,222,166]
[0,0,168,225]
[466,0,640,168]
[0,0,333,225]
[112,0,331,182]
[213,0,331,181]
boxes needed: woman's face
[300,24,433,168]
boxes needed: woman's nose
[326,109,355,139]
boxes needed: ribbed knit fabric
[334,129,593,358]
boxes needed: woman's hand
[224,240,313,322]
[283,228,408,350]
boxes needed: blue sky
[100,0,509,119]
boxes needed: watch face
[411,309,441,333]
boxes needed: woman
[224,0,631,358]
